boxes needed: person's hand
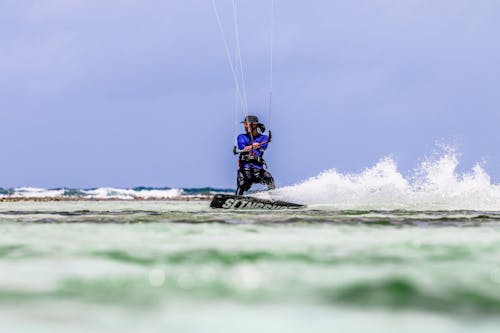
[244,145,253,152]
[252,142,261,149]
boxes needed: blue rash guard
[237,133,269,170]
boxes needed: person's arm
[237,135,253,152]
[254,135,269,150]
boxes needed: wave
[2,149,500,210]
[265,149,500,211]
[0,187,231,200]
[3,250,500,315]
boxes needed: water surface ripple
[1,201,500,333]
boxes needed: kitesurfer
[235,115,275,195]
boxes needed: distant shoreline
[0,196,213,202]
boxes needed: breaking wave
[0,187,229,200]
[268,150,500,211]
[2,149,500,211]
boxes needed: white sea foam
[3,150,500,210]
[8,187,66,198]
[0,187,184,200]
[82,188,183,200]
[267,151,500,211]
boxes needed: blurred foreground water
[1,201,500,333]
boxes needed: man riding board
[235,115,276,195]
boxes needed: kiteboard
[210,194,305,210]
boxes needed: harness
[239,154,265,165]
[234,131,272,169]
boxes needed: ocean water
[2,151,500,210]
[2,153,500,332]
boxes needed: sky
[1,0,500,189]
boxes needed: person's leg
[235,169,253,195]
[258,169,276,191]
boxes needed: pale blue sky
[1,0,499,188]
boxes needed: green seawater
[1,201,500,333]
